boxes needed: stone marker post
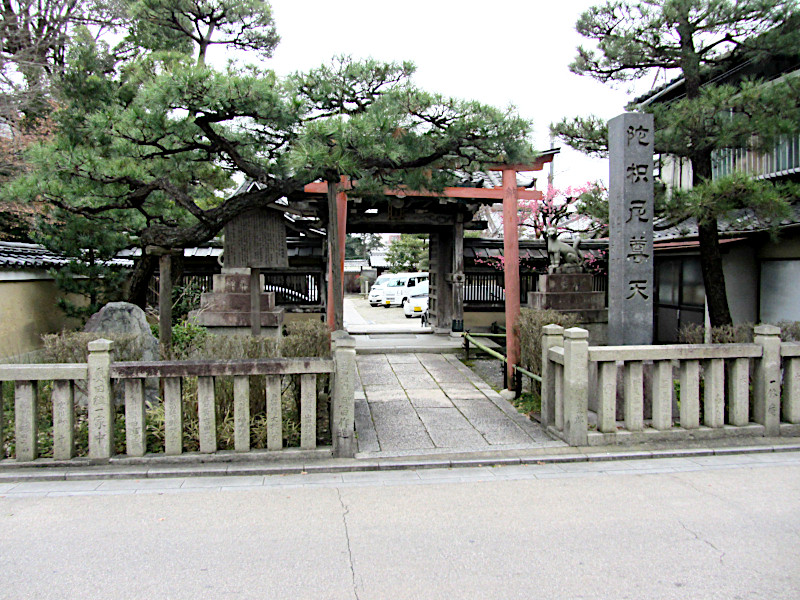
[754,324,781,436]
[562,327,589,446]
[608,113,655,345]
[88,339,115,459]
[15,380,38,461]
[540,324,564,428]
[331,330,356,457]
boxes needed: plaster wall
[758,235,800,260]
[755,235,800,323]
[0,276,77,359]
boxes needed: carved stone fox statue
[545,227,584,273]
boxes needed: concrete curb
[1,442,798,483]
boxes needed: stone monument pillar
[608,113,655,345]
[190,208,287,336]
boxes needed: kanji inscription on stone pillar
[608,113,654,345]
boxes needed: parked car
[403,280,429,318]
[383,272,429,307]
[368,274,397,307]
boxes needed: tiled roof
[369,251,390,268]
[118,244,323,259]
[654,203,800,241]
[0,242,132,269]
[344,259,369,273]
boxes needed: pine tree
[37,208,129,321]
[552,0,800,326]
[6,0,535,312]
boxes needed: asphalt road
[2,454,799,599]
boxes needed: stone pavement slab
[362,384,408,402]
[354,351,556,457]
[368,400,435,451]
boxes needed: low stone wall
[542,324,800,446]
[0,332,357,463]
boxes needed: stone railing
[541,324,800,446]
[0,331,356,463]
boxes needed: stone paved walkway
[354,352,562,457]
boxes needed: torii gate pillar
[502,169,521,392]
[327,178,348,331]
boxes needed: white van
[382,272,429,307]
[368,274,397,306]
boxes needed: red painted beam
[303,182,543,201]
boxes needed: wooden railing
[0,333,356,463]
[542,324,800,446]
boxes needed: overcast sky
[253,1,663,187]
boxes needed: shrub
[178,330,278,361]
[679,321,800,344]
[777,321,800,342]
[281,319,332,359]
[40,331,151,363]
[516,308,579,383]
[168,320,208,359]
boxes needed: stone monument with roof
[190,207,286,337]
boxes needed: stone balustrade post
[754,324,781,436]
[332,330,356,458]
[15,380,38,461]
[563,327,589,446]
[540,324,564,429]
[87,339,115,459]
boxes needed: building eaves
[653,203,800,241]
[0,241,132,270]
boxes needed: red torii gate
[306,154,555,391]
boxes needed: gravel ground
[461,357,505,391]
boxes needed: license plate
[385,301,391,305]
[414,307,422,312]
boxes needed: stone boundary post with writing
[331,330,356,458]
[608,112,655,345]
[754,324,781,436]
[87,339,115,459]
[563,327,589,446]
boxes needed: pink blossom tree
[518,182,606,239]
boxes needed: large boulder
[84,302,159,361]
[83,302,160,407]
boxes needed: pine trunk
[697,216,732,328]
[126,253,157,309]
[691,150,734,327]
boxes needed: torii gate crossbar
[310,154,555,391]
